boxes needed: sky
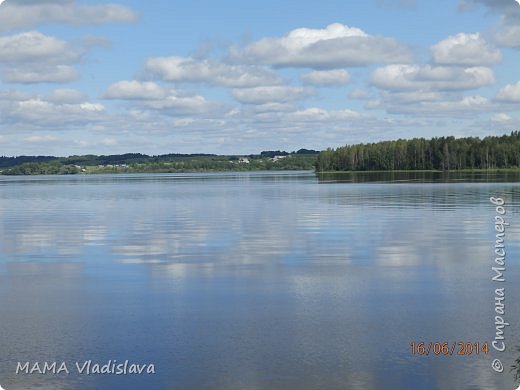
[0,0,519,156]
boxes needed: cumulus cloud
[0,31,87,84]
[142,95,219,115]
[231,86,313,104]
[230,23,413,69]
[102,81,169,100]
[0,89,34,102]
[234,105,368,128]
[226,105,372,148]
[46,89,87,104]
[378,90,451,103]
[286,107,366,122]
[102,80,220,115]
[431,32,501,66]
[2,65,79,83]
[368,94,492,116]
[496,81,520,102]
[0,31,79,63]
[0,87,104,129]
[144,56,282,87]
[2,97,105,127]
[300,69,350,86]
[0,0,137,32]
[242,102,297,113]
[491,113,512,122]
[371,64,495,91]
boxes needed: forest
[315,132,520,172]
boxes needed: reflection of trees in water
[316,171,520,184]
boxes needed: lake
[1,171,520,390]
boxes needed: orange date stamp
[410,341,489,356]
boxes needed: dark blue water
[1,171,520,389]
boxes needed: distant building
[238,157,250,164]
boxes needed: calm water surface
[1,171,520,390]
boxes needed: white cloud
[2,65,79,83]
[0,31,78,63]
[143,95,219,115]
[0,89,34,104]
[0,31,86,84]
[0,0,137,32]
[230,23,412,69]
[233,105,368,131]
[144,56,282,87]
[103,81,168,100]
[368,94,492,116]
[231,86,313,104]
[378,90,450,103]
[10,98,105,125]
[496,81,520,102]
[371,64,495,91]
[46,89,87,104]
[245,102,297,113]
[0,88,86,105]
[286,107,365,122]
[491,113,512,122]
[443,94,489,107]
[300,69,350,86]
[101,80,220,115]
[431,32,501,66]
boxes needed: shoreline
[4,167,520,176]
[316,168,520,174]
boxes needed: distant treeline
[0,153,217,168]
[0,149,319,175]
[315,132,520,172]
[0,149,318,169]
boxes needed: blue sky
[0,0,519,156]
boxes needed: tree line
[0,150,319,169]
[315,132,520,172]
[0,151,318,175]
